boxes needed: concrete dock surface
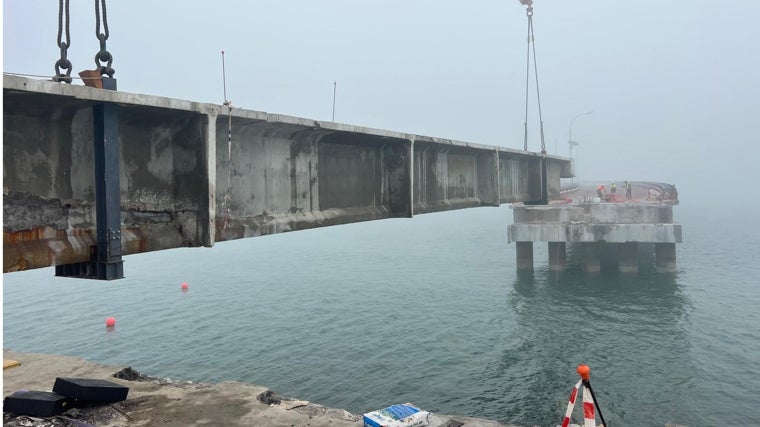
[3,350,516,427]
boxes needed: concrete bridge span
[3,75,573,274]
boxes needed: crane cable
[221,50,233,161]
[521,1,547,154]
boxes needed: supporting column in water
[655,242,677,272]
[582,242,600,273]
[619,242,639,273]
[548,242,566,270]
[516,241,534,270]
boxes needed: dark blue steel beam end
[56,77,124,280]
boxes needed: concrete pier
[508,201,681,273]
[619,242,639,273]
[548,242,566,270]
[516,242,534,270]
[655,242,677,273]
[581,242,601,273]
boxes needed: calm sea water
[3,202,760,426]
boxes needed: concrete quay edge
[3,350,518,427]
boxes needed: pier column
[516,242,533,270]
[548,242,566,271]
[655,243,677,272]
[619,242,639,273]
[581,242,600,273]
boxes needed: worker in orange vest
[596,184,606,200]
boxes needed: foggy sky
[4,0,759,205]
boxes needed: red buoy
[577,364,591,381]
[181,282,189,290]
[105,317,116,327]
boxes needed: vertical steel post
[55,77,124,279]
[93,77,124,279]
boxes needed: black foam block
[53,377,129,402]
[3,390,73,417]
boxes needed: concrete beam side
[546,159,562,200]
[476,151,498,206]
[446,153,477,201]
[4,75,575,272]
[413,198,484,214]
[549,157,574,179]
[408,139,415,217]
[493,149,501,206]
[5,75,572,168]
[527,157,543,202]
[214,206,394,240]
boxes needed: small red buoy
[577,364,591,381]
[181,282,189,290]
[105,317,116,327]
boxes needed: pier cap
[576,364,590,380]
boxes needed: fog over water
[4,204,760,426]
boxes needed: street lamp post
[568,111,593,151]
[567,111,592,184]
[568,140,579,184]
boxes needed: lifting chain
[94,0,115,77]
[53,0,72,83]
[521,1,546,154]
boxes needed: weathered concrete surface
[509,195,681,272]
[581,242,601,273]
[548,241,567,270]
[515,241,533,270]
[3,350,517,427]
[508,204,682,243]
[3,75,572,272]
[655,242,677,273]
[619,241,639,273]
[513,203,674,224]
[508,222,682,243]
